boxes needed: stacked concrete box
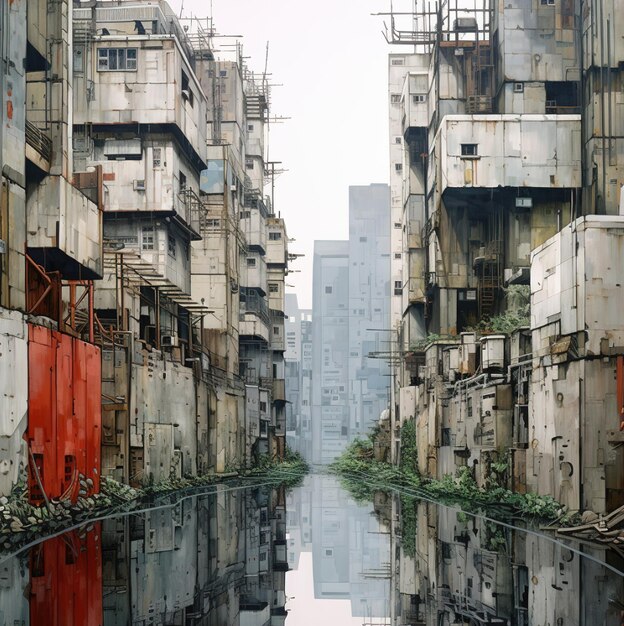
[529,215,624,512]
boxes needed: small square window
[273,326,280,335]
[248,124,254,131]
[325,286,332,294]
[390,94,401,104]
[269,283,279,293]
[461,143,478,157]
[395,137,402,144]
[246,257,256,267]
[514,82,524,93]
[394,253,401,259]
[394,222,402,229]
[412,94,426,103]
[395,163,403,172]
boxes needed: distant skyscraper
[310,184,390,463]
[348,184,391,438]
[311,241,350,465]
[285,294,312,458]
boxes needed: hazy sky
[168,0,391,308]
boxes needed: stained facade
[0,1,291,502]
[387,0,624,513]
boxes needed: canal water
[0,473,622,625]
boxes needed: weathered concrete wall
[130,349,197,483]
[0,308,28,496]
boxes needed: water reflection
[0,475,622,625]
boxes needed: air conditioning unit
[161,334,179,348]
[133,179,146,191]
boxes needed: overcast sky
[168,0,391,309]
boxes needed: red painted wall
[29,525,103,626]
[27,325,101,503]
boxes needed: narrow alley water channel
[0,473,622,625]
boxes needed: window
[207,218,220,228]
[359,236,367,242]
[412,94,426,103]
[395,137,402,144]
[461,143,478,157]
[325,549,333,557]
[269,231,282,240]
[181,69,194,106]
[269,283,279,293]
[240,211,251,219]
[514,82,524,93]
[395,163,403,172]
[168,234,176,259]
[245,158,254,170]
[540,0,555,5]
[273,326,280,335]
[248,124,254,131]
[219,69,227,77]
[98,48,137,71]
[394,253,401,259]
[246,257,256,267]
[394,222,402,229]
[391,58,405,66]
[394,280,402,296]
[325,286,332,294]
[260,401,267,412]
[153,147,162,168]
[390,94,401,104]
[179,171,187,191]
[141,226,155,250]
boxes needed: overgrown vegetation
[0,449,309,554]
[331,424,574,558]
[467,285,531,334]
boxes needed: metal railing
[25,120,52,162]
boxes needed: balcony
[25,120,52,171]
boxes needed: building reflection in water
[372,492,624,626]
[0,477,623,625]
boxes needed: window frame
[98,47,138,71]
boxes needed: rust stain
[102,172,115,181]
[6,100,13,120]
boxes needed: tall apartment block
[312,241,350,464]
[285,294,313,459]
[0,0,291,499]
[387,0,623,519]
[311,185,391,463]
[348,184,391,438]
[1,0,103,503]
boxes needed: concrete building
[385,0,624,514]
[285,293,313,458]
[312,241,350,464]
[0,0,103,502]
[348,184,391,438]
[310,185,391,463]
[0,0,292,512]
